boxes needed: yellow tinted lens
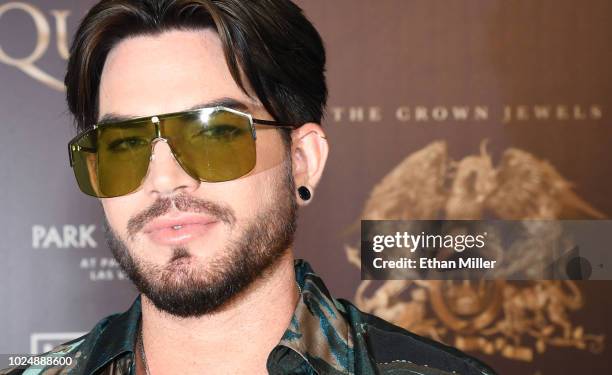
[70,130,99,197]
[96,121,153,197]
[163,109,255,182]
[70,120,155,197]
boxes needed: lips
[143,214,218,246]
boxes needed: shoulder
[0,334,88,375]
[335,298,497,375]
[0,313,122,375]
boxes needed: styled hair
[65,0,327,134]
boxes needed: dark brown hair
[65,0,327,134]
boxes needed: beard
[104,159,298,317]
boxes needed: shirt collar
[80,259,353,375]
[275,259,354,374]
[81,295,141,375]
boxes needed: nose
[142,139,200,197]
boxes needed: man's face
[98,29,297,317]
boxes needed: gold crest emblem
[346,140,605,362]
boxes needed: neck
[137,251,299,375]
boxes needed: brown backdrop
[1,1,610,373]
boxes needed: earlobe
[290,123,329,205]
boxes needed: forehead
[98,28,258,120]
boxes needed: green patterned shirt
[1,260,495,375]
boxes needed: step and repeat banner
[1,1,610,373]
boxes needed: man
[2,1,495,374]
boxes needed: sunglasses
[68,106,297,198]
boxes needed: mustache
[126,193,236,240]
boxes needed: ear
[290,123,329,206]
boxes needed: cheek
[223,166,285,220]
[100,197,139,234]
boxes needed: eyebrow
[97,97,258,125]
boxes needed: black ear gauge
[298,186,311,201]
